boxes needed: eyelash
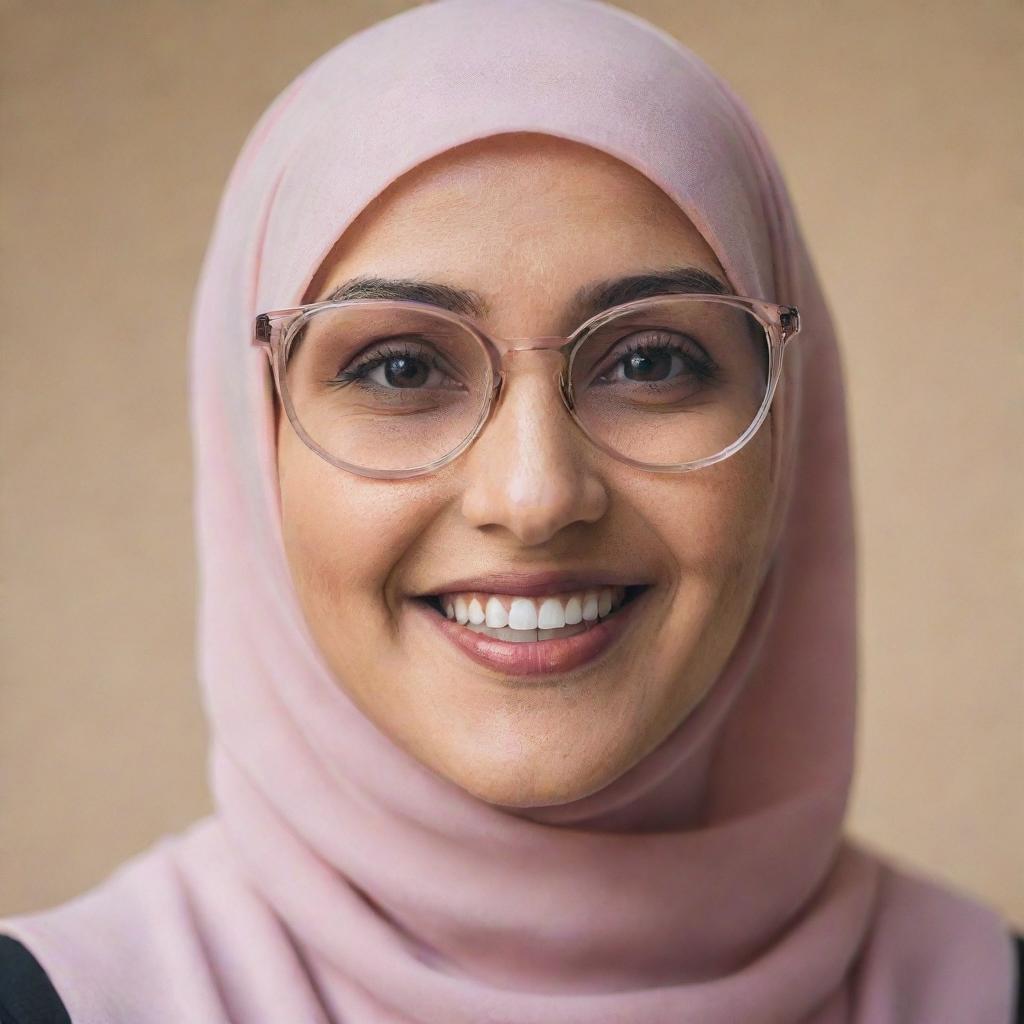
[593,332,720,387]
[327,332,720,391]
[329,341,456,390]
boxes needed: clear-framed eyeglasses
[252,292,802,479]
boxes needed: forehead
[305,133,727,313]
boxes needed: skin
[275,132,774,808]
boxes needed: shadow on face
[274,132,775,808]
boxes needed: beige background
[2,1,1021,928]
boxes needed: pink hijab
[2,1,1015,1020]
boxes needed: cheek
[643,428,773,673]
[276,426,424,639]
[653,429,773,582]
[627,430,773,725]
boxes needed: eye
[330,340,463,392]
[592,330,719,387]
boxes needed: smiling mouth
[413,581,647,643]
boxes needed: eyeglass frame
[252,292,802,480]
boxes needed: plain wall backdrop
[2,1,1021,927]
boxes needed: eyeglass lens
[281,299,770,473]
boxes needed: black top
[0,936,71,1024]
[2,930,1023,1022]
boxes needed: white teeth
[435,585,634,639]
[537,626,584,641]
[508,597,538,630]
[537,597,565,629]
[485,595,509,628]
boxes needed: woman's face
[276,133,774,807]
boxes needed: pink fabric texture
[2,1,1015,1021]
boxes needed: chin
[457,773,606,809]
[429,736,638,809]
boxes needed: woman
[1,0,1019,1020]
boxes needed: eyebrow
[319,265,731,323]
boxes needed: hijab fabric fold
[2,1,1014,1020]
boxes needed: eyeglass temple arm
[253,312,277,348]
[779,306,801,344]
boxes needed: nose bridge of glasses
[490,343,574,423]
[501,335,570,352]
[497,336,571,371]
[496,343,571,395]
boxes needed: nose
[459,349,609,546]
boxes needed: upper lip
[415,569,653,598]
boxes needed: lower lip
[409,589,648,678]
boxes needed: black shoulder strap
[1014,932,1024,1024]
[0,935,72,1024]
